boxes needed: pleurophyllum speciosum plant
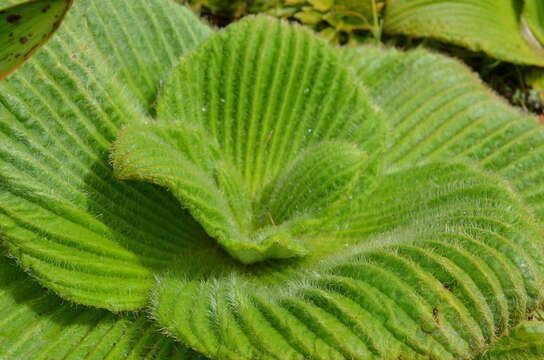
[1,0,544,359]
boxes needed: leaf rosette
[0,0,544,359]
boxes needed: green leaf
[384,0,544,66]
[344,45,544,223]
[523,0,544,48]
[112,120,370,263]
[0,0,213,311]
[112,120,307,264]
[150,16,385,263]
[83,0,212,111]
[0,0,72,80]
[477,321,544,359]
[0,252,203,359]
[152,162,544,360]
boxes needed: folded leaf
[384,0,544,66]
[139,16,386,263]
[152,162,544,360]
[0,0,73,80]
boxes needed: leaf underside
[0,0,73,80]
[384,0,544,66]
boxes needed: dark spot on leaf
[9,32,13,37]
[14,53,20,58]
[6,14,22,24]
[432,307,440,325]
[42,5,51,13]
[19,36,28,44]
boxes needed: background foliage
[181,0,544,117]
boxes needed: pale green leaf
[344,45,544,223]
[141,18,544,360]
[112,120,307,264]
[0,0,213,311]
[0,253,203,360]
[384,0,544,66]
[0,0,72,80]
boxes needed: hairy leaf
[0,0,212,311]
[0,253,202,359]
[1,2,544,359]
[137,16,385,263]
[345,45,544,223]
[0,0,72,80]
[384,0,544,66]
[344,43,544,360]
[476,321,544,359]
[152,162,544,360]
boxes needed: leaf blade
[384,0,544,66]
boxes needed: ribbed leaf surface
[476,321,544,360]
[83,0,212,110]
[0,0,212,310]
[0,0,72,80]
[152,162,544,360]
[157,16,384,196]
[344,46,544,223]
[142,16,385,263]
[384,0,544,66]
[0,254,202,360]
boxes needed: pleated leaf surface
[137,18,544,360]
[0,0,213,311]
[384,0,544,66]
[344,45,544,223]
[476,321,544,360]
[0,252,203,360]
[152,162,544,360]
[144,16,385,263]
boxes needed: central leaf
[112,16,385,264]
